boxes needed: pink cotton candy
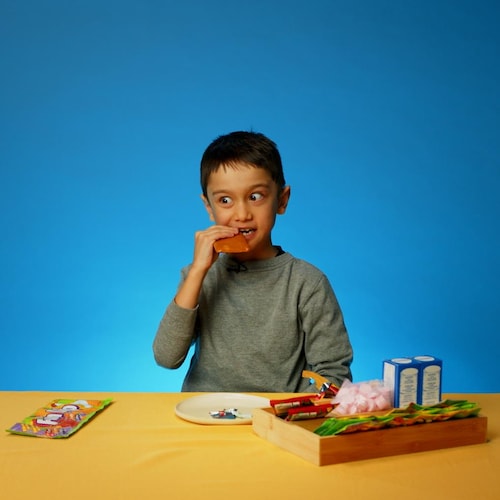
[331,379,393,415]
[374,389,392,410]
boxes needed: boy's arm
[153,224,239,367]
[302,275,353,388]
[174,266,208,309]
[153,300,197,368]
[175,225,239,309]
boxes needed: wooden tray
[252,407,488,465]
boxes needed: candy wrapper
[6,398,113,438]
[269,371,340,421]
[315,399,481,436]
[332,379,392,415]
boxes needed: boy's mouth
[238,228,254,235]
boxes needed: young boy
[153,131,353,392]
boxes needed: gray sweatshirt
[153,251,353,392]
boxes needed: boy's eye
[219,196,232,204]
[250,192,264,201]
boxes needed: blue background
[1,1,499,393]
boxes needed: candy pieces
[213,233,249,253]
[332,379,392,415]
[209,408,251,419]
[6,398,112,438]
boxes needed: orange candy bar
[213,233,249,253]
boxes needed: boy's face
[202,162,290,260]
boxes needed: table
[1,392,499,499]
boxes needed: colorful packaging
[412,355,442,405]
[314,399,480,436]
[269,394,338,421]
[383,356,443,407]
[285,403,334,421]
[383,358,420,408]
[270,395,317,418]
[6,398,112,438]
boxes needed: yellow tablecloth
[1,392,498,499]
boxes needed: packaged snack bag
[314,400,481,436]
[6,398,112,438]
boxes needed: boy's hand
[174,226,238,309]
[191,225,239,273]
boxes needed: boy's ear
[277,185,291,215]
[201,194,215,221]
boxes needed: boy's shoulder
[285,253,329,280]
[286,253,322,271]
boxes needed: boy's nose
[234,201,252,221]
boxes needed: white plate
[175,393,270,425]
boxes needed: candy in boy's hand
[213,233,249,253]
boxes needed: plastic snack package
[269,371,341,421]
[6,398,113,438]
[332,379,392,415]
[270,395,318,418]
[315,399,481,436]
[285,403,335,421]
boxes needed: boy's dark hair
[200,131,286,197]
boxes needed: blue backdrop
[1,0,499,393]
